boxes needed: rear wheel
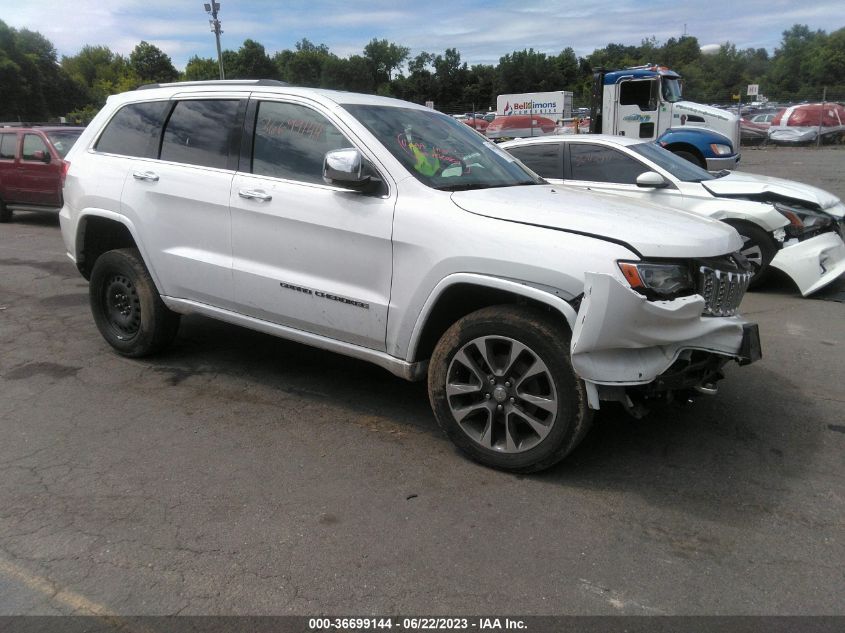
[89,248,180,357]
[428,305,592,472]
[726,221,777,288]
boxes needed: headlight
[618,261,694,298]
[774,202,832,236]
[710,143,732,156]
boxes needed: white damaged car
[61,83,761,471]
[502,135,845,296]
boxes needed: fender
[405,272,580,363]
[657,127,734,159]
[74,208,165,293]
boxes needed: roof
[603,67,680,85]
[108,82,431,112]
[500,134,645,148]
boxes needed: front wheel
[89,248,180,357]
[0,199,11,223]
[726,222,777,288]
[672,150,705,169]
[428,305,592,472]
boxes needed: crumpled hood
[702,171,842,212]
[451,185,742,258]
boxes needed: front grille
[698,265,752,316]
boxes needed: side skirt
[161,296,428,382]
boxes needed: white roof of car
[500,134,645,148]
[108,81,431,111]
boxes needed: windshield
[46,130,82,158]
[630,142,716,182]
[343,105,543,191]
[661,77,683,103]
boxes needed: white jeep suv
[60,80,761,472]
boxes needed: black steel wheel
[89,248,180,357]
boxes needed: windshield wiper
[433,183,496,191]
[434,182,540,192]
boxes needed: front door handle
[132,170,159,182]
[238,189,272,202]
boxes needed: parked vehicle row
[9,81,843,472]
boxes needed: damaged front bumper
[770,231,845,296]
[570,272,761,410]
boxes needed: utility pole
[203,2,225,79]
[816,86,827,148]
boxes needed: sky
[2,0,843,70]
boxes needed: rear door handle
[132,170,159,182]
[238,189,272,202]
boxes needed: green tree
[228,39,278,79]
[363,38,410,86]
[274,39,332,86]
[184,55,219,81]
[767,25,827,97]
[129,41,178,83]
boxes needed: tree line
[0,17,842,124]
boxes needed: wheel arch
[75,211,152,282]
[406,274,579,364]
[662,142,706,167]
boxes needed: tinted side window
[0,134,16,160]
[22,134,49,160]
[160,100,240,169]
[569,144,647,185]
[507,144,562,179]
[96,101,170,158]
[252,101,351,184]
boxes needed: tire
[428,305,592,472]
[673,150,705,169]
[89,248,180,357]
[0,199,11,223]
[725,221,777,288]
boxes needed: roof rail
[136,79,290,90]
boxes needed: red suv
[0,126,84,222]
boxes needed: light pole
[203,2,225,80]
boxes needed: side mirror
[636,171,668,188]
[323,148,381,193]
[32,150,50,163]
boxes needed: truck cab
[589,65,741,171]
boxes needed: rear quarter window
[95,101,171,158]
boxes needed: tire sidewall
[428,306,590,472]
[673,150,704,169]
[726,221,776,286]
[89,249,165,356]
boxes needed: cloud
[1,0,843,70]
